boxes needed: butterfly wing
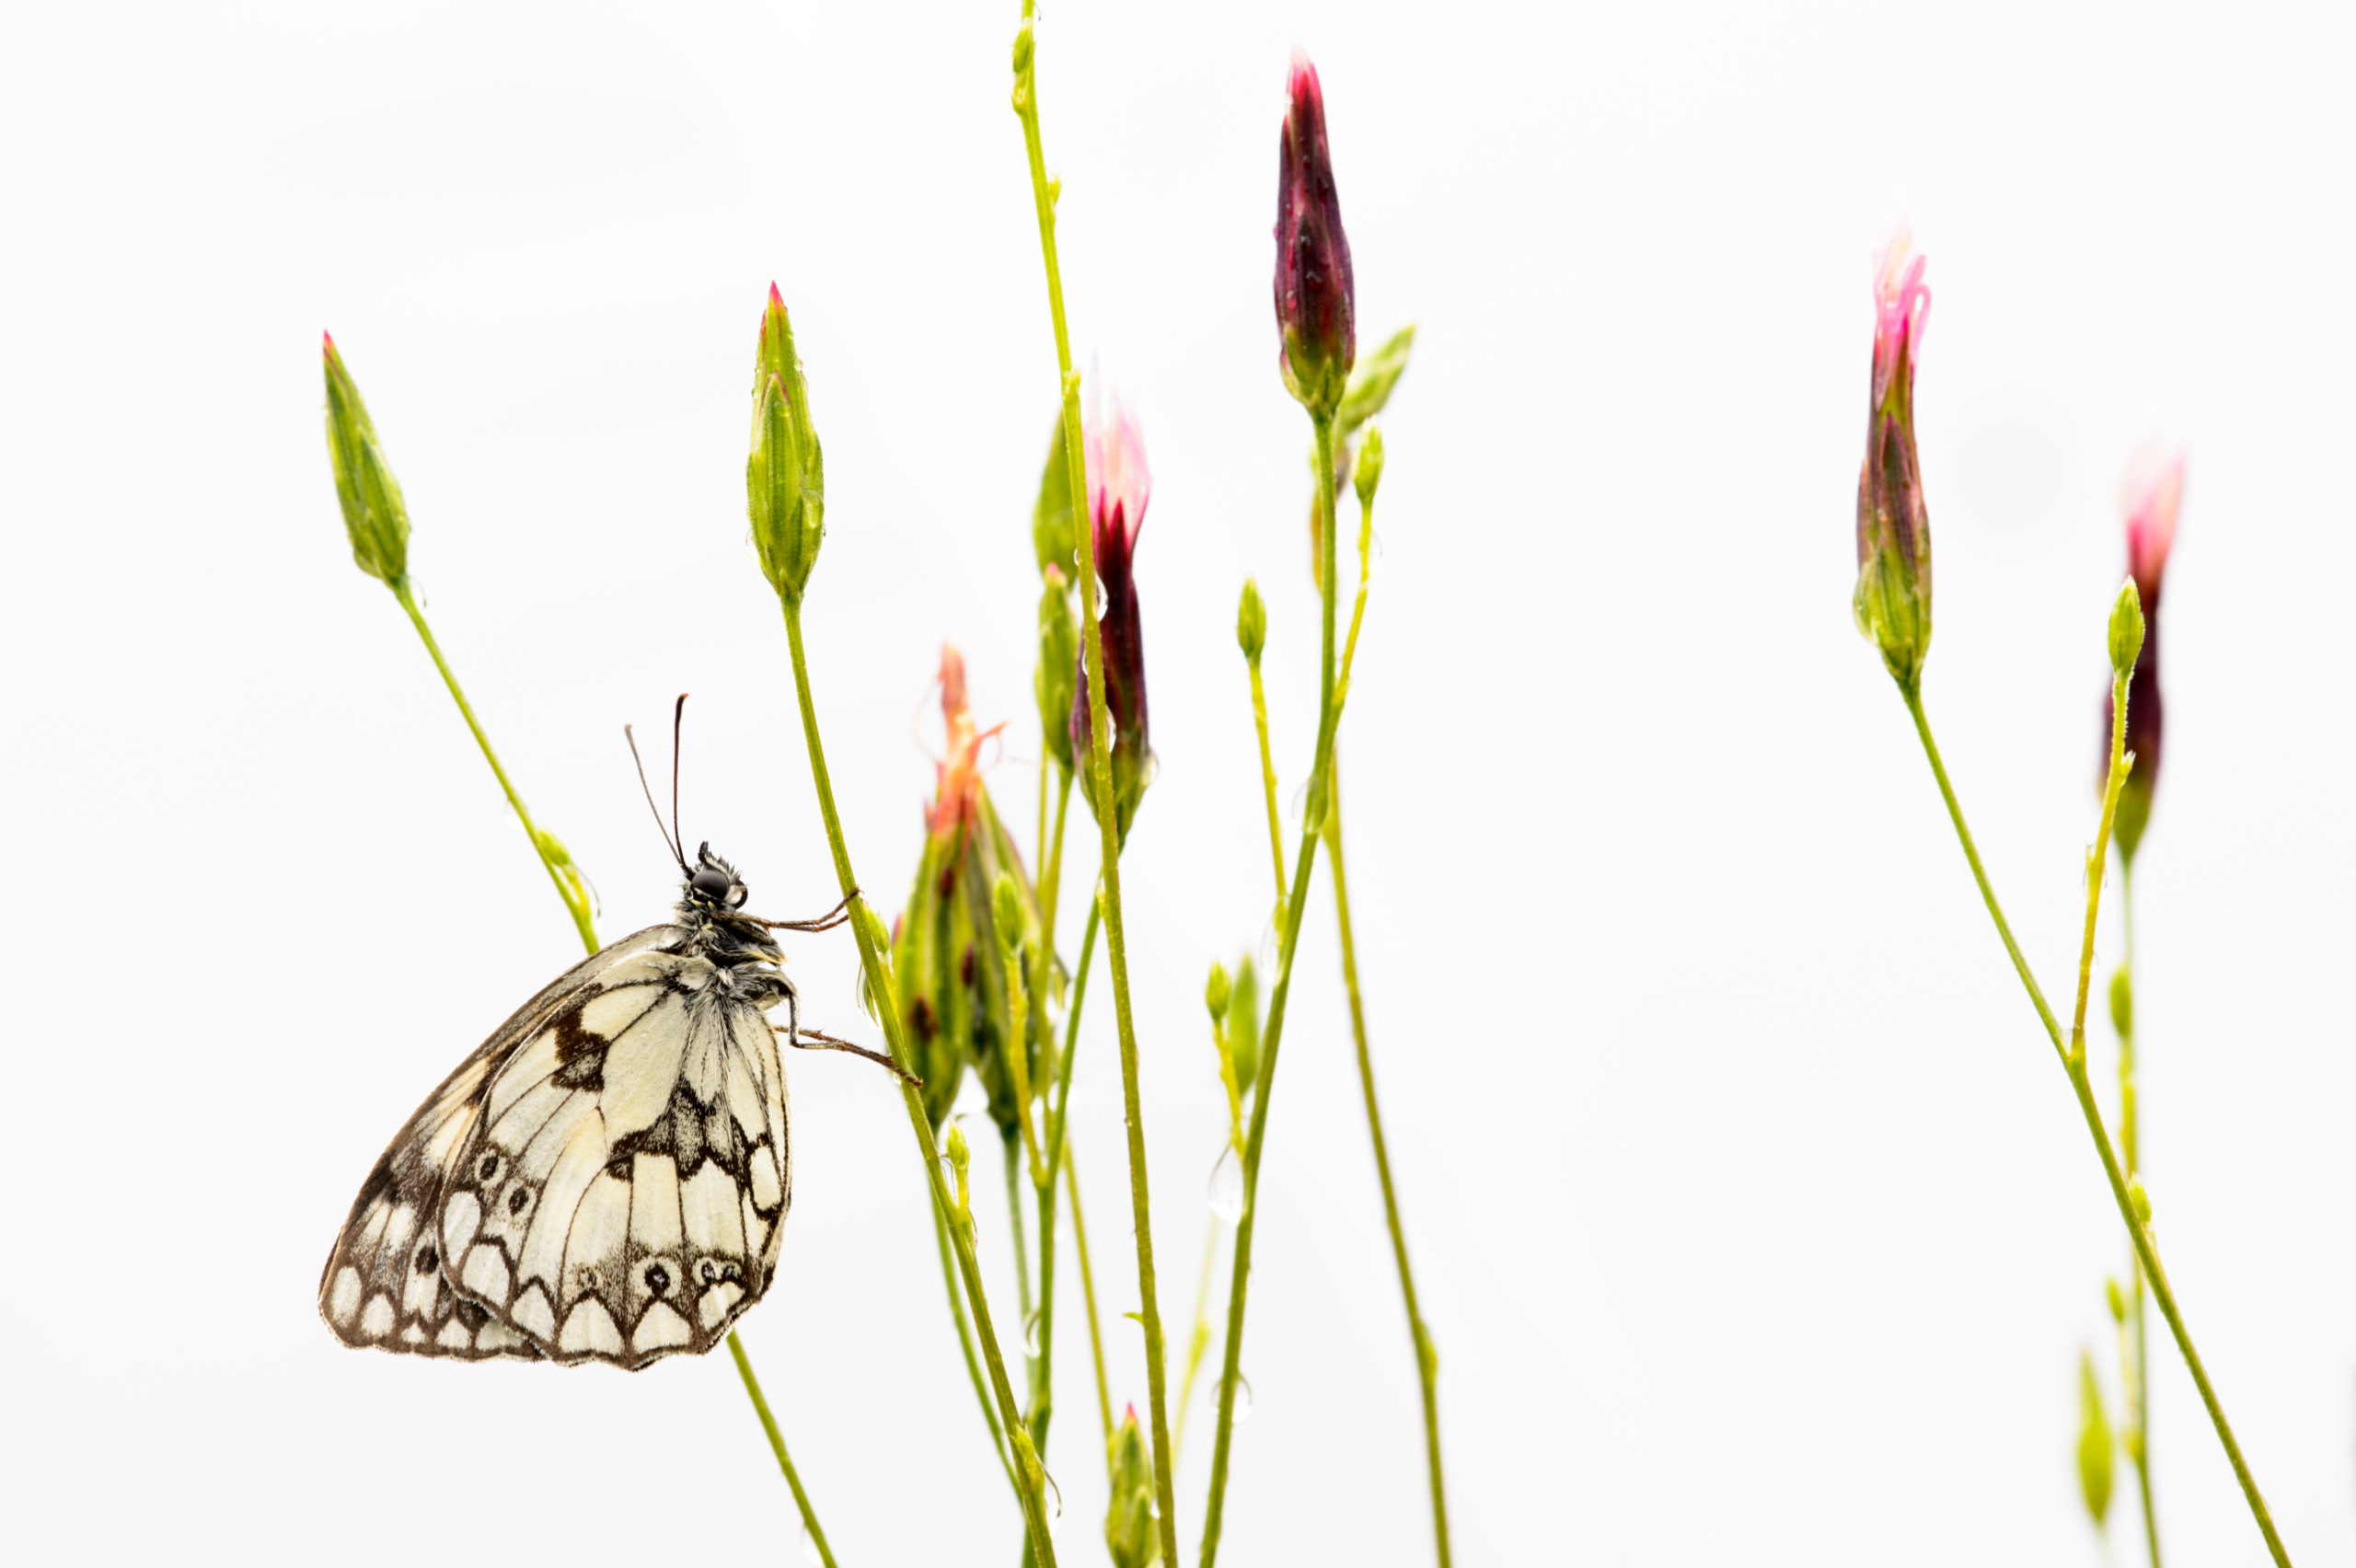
[318,925,684,1359]
[435,947,792,1369]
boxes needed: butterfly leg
[776,1020,922,1087]
[759,886,860,934]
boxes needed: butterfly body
[320,847,803,1369]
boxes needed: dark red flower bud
[2105,455,2183,859]
[1853,231,1934,689]
[1274,50,1355,419]
[1070,391,1153,841]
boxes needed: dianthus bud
[1227,953,1264,1100]
[2106,580,2144,682]
[1204,962,1232,1022]
[321,333,411,588]
[2105,455,2182,860]
[1035,566,1080,775]
[1853,231,1934,690]
[1236,578,1267,664]
[746,284,826,605]
[1105,1405,1162,1568]
[1071,389,1153,842]
[2076,1349,2114,1528]
[1033,414,1077,579]
[1354,422,1386,508]
[891,646,1042,1132]
[1274,51,1355,419]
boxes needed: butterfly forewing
[432,947,793,1368]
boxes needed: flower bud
[2105,454,2182,861]
[1274,51,1355,419]
[321,333,411,588]
[2076,1349,2114,1528]
[1337,322,1415,441]
[1035,566,1080,775]
[945,1122,973,1216]
[1353,422,1385,509]
[1227,953,1263,1100]
[2106,580,2144,683]
[2108,965,2132,1041]
[1104,1405,1162,1568]
[2105,1277,2128,1324]
[1236,578,1267,664]
[1853,231,1934,690]
[2127,1178,2151,1226]
[1071,389,1153,842]
[1033,413,1077,579]
[1205,962,1231,1022]
[746,285,826,605]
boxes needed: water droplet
[799,1526,825,1566]
[1231,1371,1255,1424]
[1023,1309,1044,1356]
[1207,1144,1244,1224]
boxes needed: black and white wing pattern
[320,864,799,1371]
[433,942,791,1367]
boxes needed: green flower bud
[2108,966,2132,1040]
[1353,423,1385,509]
[321,333,410,588]
[1035,566,1080,775]
[2105,1277,2128,1324]
[1227,953,1263,1100]
[1236,578,1267,664]
[2106,579,2145,682]
[746,285,826,605]
[2076,1349,2114,1528]
[2127,1178,2151,1227]
[1336,323,1415,441]
[1033,414,1077,579]
[1205,962,1231,1021]
[945,1122,972,1216]
[1104,1406,1162,1568]
[992,872,1026,950]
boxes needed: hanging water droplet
[1231,1371,1255,1424]
[1207,1144,1244,1224]
[799,1525,825,1566]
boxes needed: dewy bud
[1853,230,1934,690]
[2076,1349,2114,1528]
[745,284,826,605]
[1033,414,1078,579]
[2106,579,2144,682]
[1071,388,1154,843]
[1035,566,1080,775]
[321,333,411,588]
[1104,1405,1162,1568]
[1236,578,1267,664]
[2105,453,2182,861]
[1274,50,1355,419]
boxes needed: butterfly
[318,705,907,1369]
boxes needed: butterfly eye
[691,866,732,900]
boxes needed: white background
[3,2,2351,1563]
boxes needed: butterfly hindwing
[317,925,683,1360]
[435,946,793,1368]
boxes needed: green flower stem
[729,1334,839,1568]
[396,578,829,1555]
[936,1188,1017,1485]
[1006,1134,1037,1341]
[1199,411,1345,1568]
[781,599,1057,1565]
[1899,678,2290,1568]
[2119,858,2160,1568]
[1247,655,1288,921]
[1170,1226,1220,1463]
[1036,902,1111,1456]
[1334,468,1376,703]
[1322,761,1452,1568]
[391,580,595,952]
[1013,18,1178,1562]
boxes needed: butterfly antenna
[670,692,688,866]
[625,721,687,872]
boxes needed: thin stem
[1899,678,2289,1567]
[2119,857,2160,1568]
[1200,411,1345,1568]
[397,579,827,1552]
[1335,476,1375,702]
[1171,1225,1220,1464]
[1039,901,1110,1452]
[1065,1146,1115,1456]
[1007,1133,1037,1344]
[392,580,595,952]
[782,599,1057,1564]
[730,1334,839,1568]
[937,1183,1017,1484]
[1013,21,1177,1561]
[1323,758,1452,1567]
[1247,656,1288,922]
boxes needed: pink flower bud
[2106,453,2185,859]
[1853,229,1934,689]
[1274,50,1356,418]
[1071,389,1153,840]
[2122,452,2184,610]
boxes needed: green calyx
[321,335,411,589]
[746,289,826,605]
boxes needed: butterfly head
[685,843,749,911]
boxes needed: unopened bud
[2108,967,2132,1040]
[992,872,1025,951]
[1336,323,1415,439]
[746,285,826,605]
[1853,231,1934,690]
[1228,954,1263,1099]
[1236,578,1267,663]
[1033,414,1077,579]
[2076,1349,2114,1528]
[945,1122,972,1215]
[1353,423,1385,509]
[1205,962,1231,1021]
[1104,1406,1162,1568]
[2105,1277,2128,1323]
[2106,579,2145,681]
[1035,567,1080,774]
[1274,51,1355,420]
[2127,1178,2151,1227]
[321,333,411,588]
